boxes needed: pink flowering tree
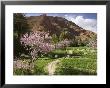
[20,31,72,59]
[57,39,71,49]
[20,31,55,60]
[20,31,55,72]
[20,31,72,60]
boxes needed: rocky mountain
[26,14,97,46]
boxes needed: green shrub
[14,69,32,75]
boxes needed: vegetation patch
[55,47,97,75]
[13,13,97,75]
[14,57,54,75]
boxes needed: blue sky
[25,13,97,33]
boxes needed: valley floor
[13,47,97,75]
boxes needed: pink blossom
[20,31,55,59]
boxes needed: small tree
[20,31,55,73]
[86,34,97,48]
[52,34,59,49]
[59,32,65,41]
[21,31,55,59]
[14,13,30,59]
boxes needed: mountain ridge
[26,14,97,46]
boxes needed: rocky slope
[26,14,97,46]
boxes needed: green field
[14,47,97,75]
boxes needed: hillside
[26,14,97,46]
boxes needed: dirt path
[47,59,60,75]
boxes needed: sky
[25,13,97,33]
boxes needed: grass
[55,58,97,75]
[33,58,54,75]
[14,57,54,75]
[55,47,97,75]
[14,46,97,75]
[14,69,32,75]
